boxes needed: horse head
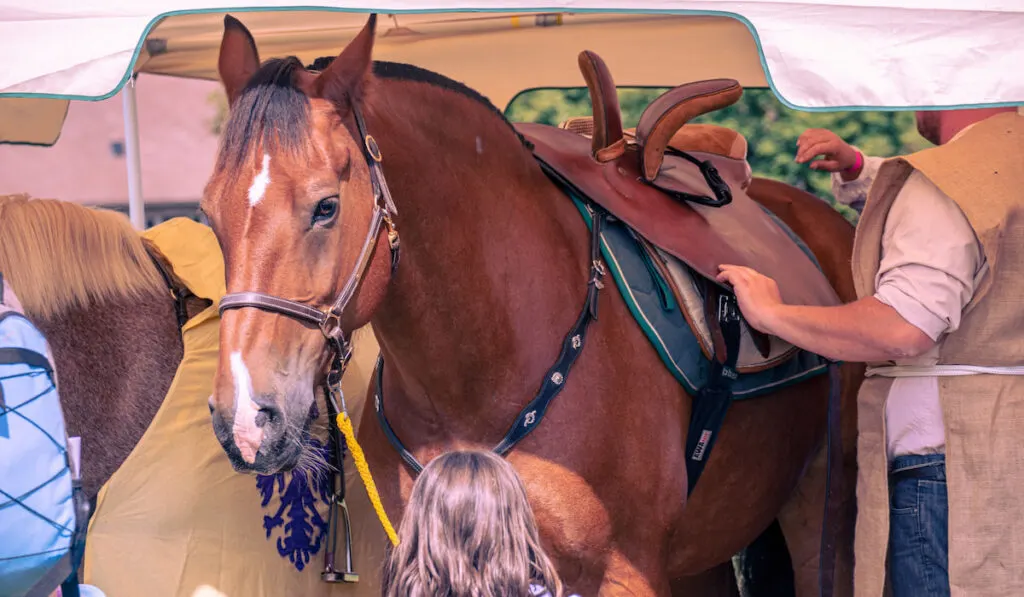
[203,14,396,474]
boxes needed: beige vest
[851,112,1024,597]
[82,218,389,597]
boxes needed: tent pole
[122,74,145,229]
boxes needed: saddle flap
[635,79,743,181]
[577,50,623,159]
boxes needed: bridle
[216,104,400,584]
[218,105,400,384]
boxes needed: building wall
[97,201,204,229]
[0,74,222,214]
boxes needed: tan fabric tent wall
[1,13,767,145]
[0,98,68,145]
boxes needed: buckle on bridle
[365,134,383,163]
[320,311,343,341]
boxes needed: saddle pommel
[635,80,742,181]
[577,50,623,160]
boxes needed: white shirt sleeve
[830,148,884,215]
[872,170,984,341]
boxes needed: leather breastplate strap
[372,202,610,473]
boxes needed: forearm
[764,298,930,363]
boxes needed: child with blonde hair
[381,450,575,597]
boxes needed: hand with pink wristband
[795,128,864,181]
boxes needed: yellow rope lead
[336,412,399,546]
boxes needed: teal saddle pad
[569,194,831,399]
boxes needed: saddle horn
[578,50,624,161]
[635,79,743,181]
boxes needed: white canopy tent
[2,1,1022,227]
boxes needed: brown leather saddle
[515,50,840,310]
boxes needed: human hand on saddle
[795,128,862,181]
[715,265,782,334]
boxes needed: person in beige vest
[717,106,1024,597]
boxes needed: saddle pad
[571,196,830,399]
[518,122,841,309]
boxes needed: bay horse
[203,15,859,597]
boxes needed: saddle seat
[516,51,839,312]
[559,117,755,190]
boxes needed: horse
[203,15,860,596]
[0,193,208,505]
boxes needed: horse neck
[364,79,590,430]
[34,291,184,502]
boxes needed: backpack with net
[0,272,88,597]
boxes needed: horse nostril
[207,397,215,415]
[255,407,277,429]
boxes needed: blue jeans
[888,453,949,597]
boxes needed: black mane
[216,57,312,172]
[368,59,529,147]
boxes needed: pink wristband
[843,151,863,174]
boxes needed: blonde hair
[0,193,164,320]
[382,450,565,597]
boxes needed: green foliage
[505,87,933,224]
[208,89,229,136]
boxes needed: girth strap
[684,289,741,495]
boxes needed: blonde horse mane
[0,194,165,320]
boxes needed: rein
[145,246,194,329]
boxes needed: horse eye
[311,196,339,226]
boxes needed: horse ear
[218,14,261,107]
[313,14,377,111]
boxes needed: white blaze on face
[230,351,263,463]
[248,153,272,206]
